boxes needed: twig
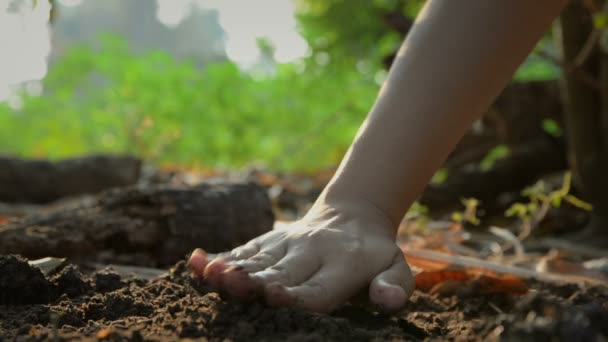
[488,301,504,314]
[489,226,525,260]
[524,238,608,259]
[574,28,601,67]
[536,49,608,96]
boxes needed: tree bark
[557,0,608,234]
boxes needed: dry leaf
[96,327,113,339]
[415,270,528,295]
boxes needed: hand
[188,199,414,313]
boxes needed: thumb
[369,251,414,313]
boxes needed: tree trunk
[557,0,608,239]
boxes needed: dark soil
[1,254,607,341]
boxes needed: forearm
[319,0,569,229]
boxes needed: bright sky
[0,0,309,101]
[0,0,51,102]
[195,0,308,65]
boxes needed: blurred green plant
[451,197,481,226]
[0,34,378,171]
[542,118,563,137]
[1,1,563,172]
[480,144,511,171]
[430,168,449,185]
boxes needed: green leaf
[480,145,510,171]
[451,212,464,223]
[542,119,563,137]
[430,168,449,185]
[594,12,608,29]
[505,203,528,218]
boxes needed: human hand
[188,199,414,313]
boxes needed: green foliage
[430,168,449,185]
[593,12,608,29]
[404,201,431,231]
[451,198,481,226]
[295,0,561,84]
[295,0,415,70]
[542,118,563,137]
[1,2,567,172]
[513,57,561,82]
[480,144,510,171]
[513,37,562,82]
[505,171,592,224]
[0,34,378,171]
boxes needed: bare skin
[189,0,569,313]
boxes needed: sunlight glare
[196,0,308,67]
[156,0,191,28]
[57,0,82,7]
[0,0,51,102]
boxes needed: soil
[1,254,607,342]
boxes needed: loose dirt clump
[93,268,127,293]
[0,255,606,341]
[0,255,56,305]
[51,265,93,298]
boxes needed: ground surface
[1,254,607,342]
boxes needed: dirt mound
[0,255,56,305]
[0,255,607,341]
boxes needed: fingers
[189,242,287,301]
[369,251,414,314]
[230,243,287,273]
[230,242,260,259]
[250,247,321,287]
[188,248,210,276]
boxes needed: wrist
[305,184,399,236]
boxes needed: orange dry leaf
[415,270,469,290]
[405,253,452,271]
[0,216,9,224]
[96,328,113,339]
[415,270,528,295]
[405,249,529,295]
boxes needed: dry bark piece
[0,182,274,266]
[0,154,142,204]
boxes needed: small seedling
[451,197,481,226]
[505,171,592,239]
